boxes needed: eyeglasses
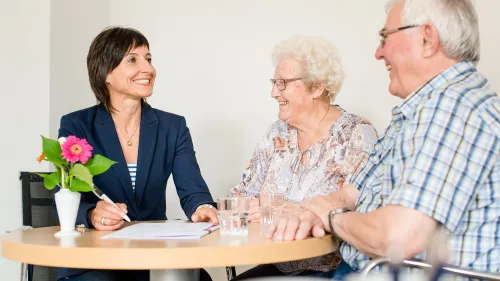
[379,24,420,48]
[270,78,303,91]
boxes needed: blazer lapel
[135,103,158,205]
[94,105,139,215]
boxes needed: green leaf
[84,154,117,175]
[35,171,61,190]
[68,178,93,192]
[69,164,93,186]
[42,136,65,166]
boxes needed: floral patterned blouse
[231,107,378,275]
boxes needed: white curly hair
[272,35,344,103]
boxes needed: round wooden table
[2,222,339,281]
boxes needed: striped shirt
[341,61,500,272]
[128,163,137,191]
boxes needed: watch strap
[328,207,350,233]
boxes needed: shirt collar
[391,61,476,120]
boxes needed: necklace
[116,122,140,146]
[301,104,331,152]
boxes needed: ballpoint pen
[92,185,131,222]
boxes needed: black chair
[19,171,59,281]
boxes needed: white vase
[54,188,81,238]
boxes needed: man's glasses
[379,24,420,48]
[270,78,303,91]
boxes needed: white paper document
[100,221,219,240]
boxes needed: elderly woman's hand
[89,200,127,231]
[191,205,219,224]
[265,209,326,241]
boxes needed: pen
[92,185,131,222]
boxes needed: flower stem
[60,166,65,189]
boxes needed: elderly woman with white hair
[230,36,378,280]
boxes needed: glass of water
[259,192,286,234]
[217,196,250,237]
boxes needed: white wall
[108,0,399,221]
[0,1,109,280]
[476,0,500,86]
[108,0,500,218]
[0,1,51,279]
[50,0,110,138]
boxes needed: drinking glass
[217,196,250,237]
[259,192,286,234]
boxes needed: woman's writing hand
[89,200,127,231]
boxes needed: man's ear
[421,24,440,58]
[311,81,326,99]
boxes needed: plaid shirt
[340,61,500,272]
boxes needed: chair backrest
[19,171,58,281]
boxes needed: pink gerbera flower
[61,136,93,164]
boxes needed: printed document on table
[100,221,219,240]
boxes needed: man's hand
[302,195,340,231]
[89,201,127,231]
[301,184,360,230]
[265,209,326,241]
[191,205,219,223]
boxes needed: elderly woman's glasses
[379,24,419,48]
[270,78,303,91]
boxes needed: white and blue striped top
[127,163,137,191]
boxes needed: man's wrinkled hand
[302,194,345,228]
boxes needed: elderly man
[267,0,500,276]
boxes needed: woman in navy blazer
[55,26,217,281]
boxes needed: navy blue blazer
[55,103,215,280]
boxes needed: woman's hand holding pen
[89,200,128,231]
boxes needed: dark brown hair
[87,26,150,113]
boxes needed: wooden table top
[1,222,339,270]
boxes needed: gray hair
[272,36,344,103]
[386,0,480,64]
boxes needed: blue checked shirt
[340,61,500,272]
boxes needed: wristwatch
[196,204,215,212]
[328,207,350,234]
